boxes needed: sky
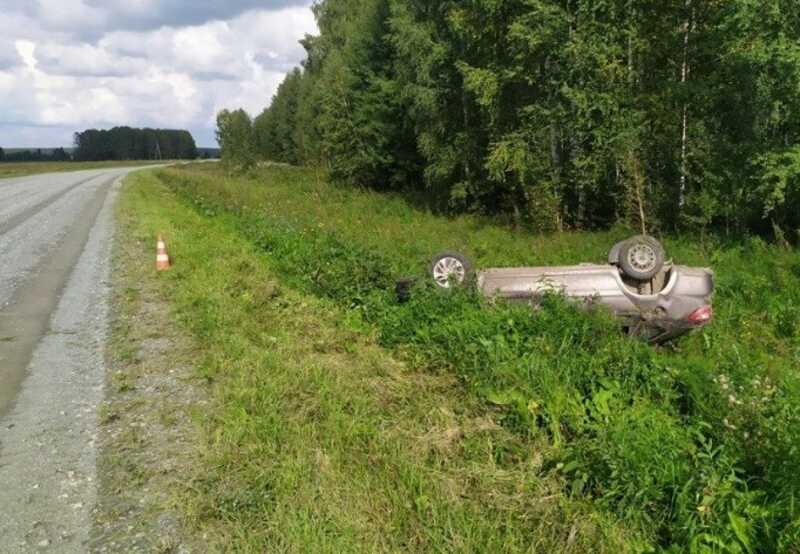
[0,0,318,147]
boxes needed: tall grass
[119,171,636,552]
[158,164,800,551]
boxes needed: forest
[0,147,71,163]
[73,127,197,161]
[217,0,800,240]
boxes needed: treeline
[0,147,71,162]
[197,147,221,159]
[73,127,197,161]
[219,0,800,237]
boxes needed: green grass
[126,163,800,552]
[119,171,636,552]
[0,160,179,178]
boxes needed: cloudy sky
[0,0,317,147]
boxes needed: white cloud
[0,40,21,69]
[34,0,106,32]
[36,43,147,77]
[9,0,312,39]
[0,1,317,147]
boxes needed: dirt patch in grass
[90,194,207,553]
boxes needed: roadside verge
[91,173,204,552]
[101,171,634,552]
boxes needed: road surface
[0,167,147,551]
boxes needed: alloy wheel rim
[433,257,466,288]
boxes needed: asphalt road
[0,167,146,551]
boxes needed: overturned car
[428,235,714,344]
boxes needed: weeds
[153,164,800,551]
[121,171,636,552]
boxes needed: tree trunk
[512,200,522,230]
[626,150,648,235]
[550,124,561,173]
[678,0,695,213]
[461,77,472,189]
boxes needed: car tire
[430,251,472,289]
[618,236,665,281]
[608,240,627,266]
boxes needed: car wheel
[430,252,472,289]
[608,240,627,266]
[618,236,665,281]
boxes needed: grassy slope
[122,163,800,551]
[119,171,634,552]
[0,160,175,178]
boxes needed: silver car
[428,236,714,343]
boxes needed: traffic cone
[156,235,171,271]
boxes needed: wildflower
[723,418,737,430]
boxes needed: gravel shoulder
[0,174,121,551]
[89,190,205,553]
[0,168,200,552]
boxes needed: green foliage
[158,164,800,551]
[72,127,196,161]
[231,0,800,239]
[215,109,256,173]
[254,69,303,164]
[1,147,71,163]
[756,145,800,221]
[254,0,420,187]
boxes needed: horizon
[0,144,221,150]
[0,1,317,148]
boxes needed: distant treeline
[218,0,800,238]
[73,127,197,161]
[197,147,221,159]
[0,147,71,162]
[0,145,218,163]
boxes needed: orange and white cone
[156,235,171,271]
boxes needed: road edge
[90,172,206,553]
